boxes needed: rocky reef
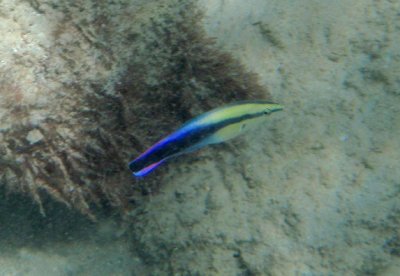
[1,0,399,275]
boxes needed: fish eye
[264,108,271,115]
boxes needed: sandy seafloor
[0,0,399,275]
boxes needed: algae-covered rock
[0,0,269,216]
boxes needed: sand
[0,0,399,275]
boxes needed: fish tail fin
[132,159,165,177]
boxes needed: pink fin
[133,160,165,177]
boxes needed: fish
[129,100,283,177]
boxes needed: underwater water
[0,0,399,275]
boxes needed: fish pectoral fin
[133,159,166,177]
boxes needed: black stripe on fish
[129,110,267,173]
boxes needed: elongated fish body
[129,100,283,177]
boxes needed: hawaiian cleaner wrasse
[129,100,283,177]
